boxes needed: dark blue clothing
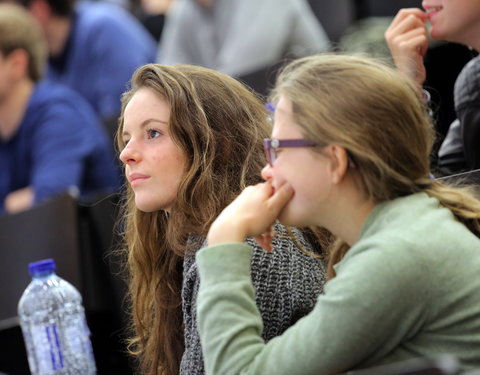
[0,81,121,215]
[47,1,157,120]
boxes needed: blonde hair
[0,4,46,82]
[116,64,270,375]
[271,53,480,278]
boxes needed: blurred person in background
[0,3,120,215]
[135,0,175,41]
[158,0,330,77]
[385,3,480,175]
[87,0,173,40]
[4,0,157,137]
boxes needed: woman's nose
[261,164,272,181]
[119,142,140,165]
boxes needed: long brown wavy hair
[270,53,480,279]
[116,64,271,374]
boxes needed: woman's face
[261,96,334,228]
[424,0,480,47]
[119,87,187,213]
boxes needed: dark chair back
[0,192,133,374]
[0,193,81,330]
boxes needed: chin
[278,203,318,227]
[136,205,157,213]
[429,29,443,41]
[428,24,450,42]
[134,198,161,213]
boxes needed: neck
[45,15,72,57]
[328,198,376,247]
[320,176,377,247]
[0,79,34,141]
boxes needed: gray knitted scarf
[179,223,326,374]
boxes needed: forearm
[196,242,429,374]
[196,244,353,375]
[196,244,265,374]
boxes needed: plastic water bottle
[17,259,96,375]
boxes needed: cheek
[165,153,187,189]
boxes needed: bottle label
[31,323,64,373]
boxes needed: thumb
[268,183,293,210]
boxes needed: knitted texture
[179,223,326,375]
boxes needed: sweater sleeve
[196,241,430,375]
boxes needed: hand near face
[385,8,429,87]
[207,181,294,250]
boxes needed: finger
[386,11,428,43]
[391,8,428,27]
[254,233,273,252]
[393,30,429,55]
[267,183,294,211]
[390,14,426,35]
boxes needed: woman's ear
[6,49,29,81]
[327,145,349,184]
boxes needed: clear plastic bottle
[17,259,96,375]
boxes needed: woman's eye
[147,129,162,139]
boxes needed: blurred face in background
[0,52,15,104]
[194,0,213,8]
[424,0,480,47]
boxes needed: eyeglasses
[263,138,357,168]
[263,138,316,166]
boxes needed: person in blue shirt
[10,0,157,134]
[0,3,120,215]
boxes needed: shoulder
[248,223,324,264]
[33,81,95,113]
[28,81,80,115]
[340,195,451,287]
[75,2,130,26]
[454,54,480,110]
[28,81,101,132]
[246,223,326,285]
[162,0,209,36]
[169,0,202,17]
[74,2,155,45]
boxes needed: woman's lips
[424,5,443,18]
[128,173,150,187]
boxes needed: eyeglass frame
[263,138,356,168]
[263,138,316,166]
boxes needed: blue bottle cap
[28,259,56,276]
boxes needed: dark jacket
[438,54,480,175]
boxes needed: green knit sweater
[197,192,480,374]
